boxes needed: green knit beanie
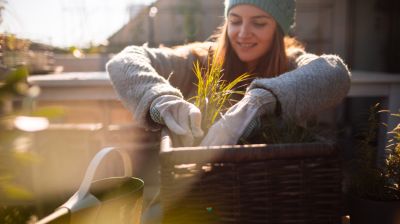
[224,0,296,34]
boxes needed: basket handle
[62,147,132,209]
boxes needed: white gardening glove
[150,95,204,146]
[200,88,276,146]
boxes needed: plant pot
[159,130,343,224]
[350,197,400,224]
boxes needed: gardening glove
[150,95,204,146]
[200,88,276,146]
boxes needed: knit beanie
[224,0,296,34]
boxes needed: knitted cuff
[240,116,261,140]
[149,106,164,125]
[248,88,277,116]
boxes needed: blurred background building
[107,0,224,51]
[3,0,398,75]
[107,0,400,74]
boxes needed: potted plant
[347,105,400,224]
[159,54,343,224]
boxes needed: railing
[28,70,400,129]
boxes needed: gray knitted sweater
[106,43,351,130]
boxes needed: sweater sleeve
[106,45,197,129]
[248,52,351,122]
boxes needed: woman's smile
[227,4,277,68]
[237,42,257,49]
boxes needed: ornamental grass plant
[385,117,400,199]
[349,104,400,201]
[190,51,250,132]
[239,115,318,144]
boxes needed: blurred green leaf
[0,66,29,98]
[1,182,32,200]
[5,66,28,83]
[12,151,39,165]
[29,106,65,119]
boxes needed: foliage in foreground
[0,67,63,223]
[0,67,36,224]
[349,104,400,201]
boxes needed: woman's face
[227,4,277,69]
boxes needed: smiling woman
[106,0,351,147]
[227,5,277,70]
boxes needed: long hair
[213,22,303,85]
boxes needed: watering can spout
[36,207,70,224]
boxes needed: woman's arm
[248,52,351,122]
[106,45,198,129]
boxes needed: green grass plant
[239,115,318,144]
[190,51,250,132]
[384,112,400,200]
[349,104,400,201]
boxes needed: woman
[106,0,351,147]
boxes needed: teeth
[239,43,254,47]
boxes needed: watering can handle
[63,147,132,206]
[36,147,133,223]
[76,147,132,199]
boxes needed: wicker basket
[159,130,343,224]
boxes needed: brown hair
[213,23,303,85]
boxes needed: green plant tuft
[239,115,318,144]
[189,50,251,132]
[349,103,400,201]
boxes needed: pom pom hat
[225,0,296,34]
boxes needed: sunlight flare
[14,116,49,132]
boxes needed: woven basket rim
[160,129,337,163]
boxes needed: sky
[1,0,155,48]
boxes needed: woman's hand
[200,88,276,146]
[150,95,204,146]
